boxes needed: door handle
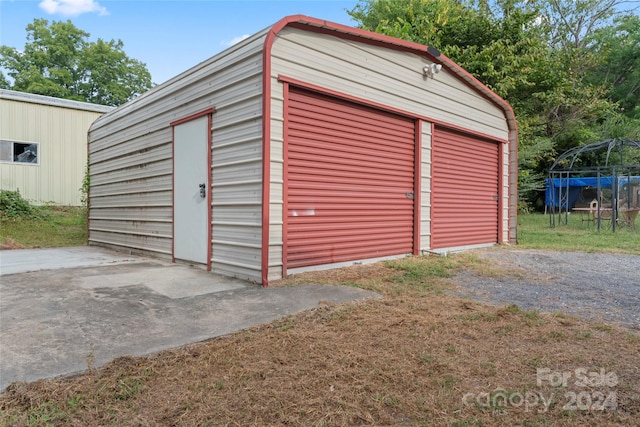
[199,183,206,198]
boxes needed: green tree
[348,0,550,106]
[348,0,636,209]
[587,14,640,119]
[0,19,152,106]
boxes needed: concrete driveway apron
[0,247,379,390]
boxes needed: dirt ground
[1,253,639,426]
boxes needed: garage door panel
[289,183,415,197]
[432,127,499,249]
[290,98,414,135]
[289,136,414,161]
[291,161,411,182]
[290,115,414,143]
[288,246,411,267]
[288,146,414,171]
[287,168,413,187]
[286,87,415,269]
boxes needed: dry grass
[1,255,639,426]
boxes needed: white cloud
[39,0,109,17]
[220,34,250,48]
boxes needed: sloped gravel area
[452,248,640,332]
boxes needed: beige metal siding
[88,33,266,282]
[502,142,510,242]
[267,79,285,282]
[271,28,508,138]
[420,121,432,251]
[0,97,106,205]
[268,27,510,279]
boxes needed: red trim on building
[281,81,290,277]
[286,22,438,59]
[169,107,215,127]
[278,75,507,145]
[429,122,435,251]
[263,15,519,282]
[269,15,516,138]
[498,143,504,244]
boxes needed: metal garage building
[88,15,518,285]
[1,90,112,205]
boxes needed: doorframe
[170,107,215,271]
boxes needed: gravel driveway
[451,248,640,331]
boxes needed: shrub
[0,190,46,219]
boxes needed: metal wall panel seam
[89,37,266,131]
[88,228,172,238]
[88,238,172,254]
[211,136,262,150]
[89,130,169,159]
[210,258,262,270]
[90,217,172,223]
[211,179,262,187]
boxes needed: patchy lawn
[1,255,638,426]
[0,206,86,249]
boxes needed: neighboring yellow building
[0,89,113,205]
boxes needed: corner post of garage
[281,80,290,277]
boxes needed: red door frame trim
[170,107,215,271]
[498,142,505,243]
[263,15,519,285]
[278,74,507,145]
[429,122,435,251]
[281,81,290,277]
[170,108,215,127]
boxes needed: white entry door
[173,114,210,265]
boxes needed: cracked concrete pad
[0,248,380,390]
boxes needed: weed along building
[87,15,518,285]
[1,89,113,205]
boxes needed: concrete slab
[0,248,380,391]
[0,246,141,275]
[74,264,248,299]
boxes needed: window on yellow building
[0,140,39,164]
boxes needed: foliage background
[0,19,152,106]
[348,0,640,209]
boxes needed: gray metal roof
[0,89,114,113]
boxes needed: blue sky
[1,0,360,84]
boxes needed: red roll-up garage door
[432,127,500,249]
[286,87,415,269]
